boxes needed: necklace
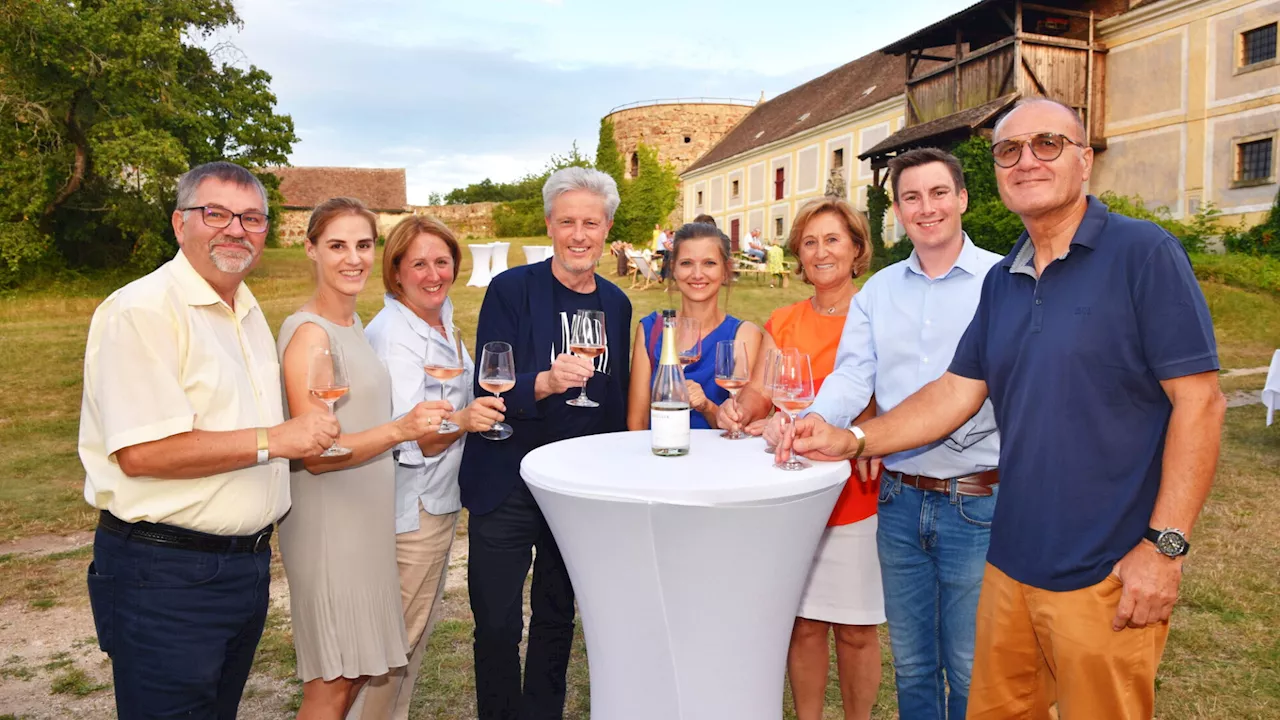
[811,296,842,315]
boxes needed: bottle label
[651,407,690,450]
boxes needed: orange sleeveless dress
[764,300,877,527]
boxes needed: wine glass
[478,341,515,441]
[424,324,464,433]
[760,347,794,453]
[307,345,352,457]
[714,339,750,440]
[675,316,702,367]
[567,309,605,408]
[771,351,815,471]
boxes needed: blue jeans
[877,472,996,720]
[87,525,272,720]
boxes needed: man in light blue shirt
[804,148,1002,720]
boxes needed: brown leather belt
[894,470,999,497]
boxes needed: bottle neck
[658,320,680,366]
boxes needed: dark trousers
[657,249,671,280]
[468,481,576,720]
[86,525,271,720]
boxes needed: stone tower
[603,99,756,225]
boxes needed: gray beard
[209,240,256,273]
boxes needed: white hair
[542,167,621,221]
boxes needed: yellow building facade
[1094,0,1280,225]
[680,53,908,247]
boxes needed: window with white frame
[1241,22,1278,68]
[1235,136,1275,185]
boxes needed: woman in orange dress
[718,197,882,720]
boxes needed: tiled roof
[860,93,1020,159]
[264,167,407,212]
[682,51,905,175]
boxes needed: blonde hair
[381,214,461,298]
[786,197,873,282]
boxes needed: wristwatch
[848,425,866,459]
[1145,527,1189,558]
[256,427,270,465]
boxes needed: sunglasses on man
[991,132,1087,169]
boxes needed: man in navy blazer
[461,167,632,720]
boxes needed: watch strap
[256,427,270,465]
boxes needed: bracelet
[848,425,866,459]
[256,427,271,461]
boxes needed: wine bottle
[651,314,690,457]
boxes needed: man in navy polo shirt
[786,98,1226,718]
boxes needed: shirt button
[922,356,929,363]
[924,319,932,326]
[1035,298,1043,305]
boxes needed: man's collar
[905,233,983,279]
[169,250,258,319]
[1000,194,1108,270]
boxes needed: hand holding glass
[567,309,605,408]
[478,341,515,441]
[307,345,352,457]
[771,351,814,471]
[714,339,750,440]
[424,325,464,433]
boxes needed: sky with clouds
[213,0,975,204]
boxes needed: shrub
[1096,191,1221,254]
[1222,187,1280,257]
[866,185,890,268]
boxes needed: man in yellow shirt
[79,161,340,718]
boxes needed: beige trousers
[348,507,459,720]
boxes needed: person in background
[656,226,671,281]
[787,99,1226,719]
[718,197,883,720]
[627,222,763,431]
[745,228,767,261]
[277,197,448,718]
[356,215,506,720]
[461,167,632,720]
[801,147,1003,719]
[81,161,339,718]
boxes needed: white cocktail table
[1264,349,1280,426]
[522,245,554,264]
[520,430,847,720]
[490,241,510,276]
[466,243,496,287]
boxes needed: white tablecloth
[466,243,496,287]
[1265,350,1280,426]
[522,245,554,264]
[490,241,510,275]
[521,430,848,720]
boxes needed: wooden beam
[905,37,1015,86]
[916,53,955,63]
[1022,2,1094,19]
[997,6,1016,32]
[1021,56,1049,96]
[955,27,964,117]
[1014,0,1023,97]
[1020,33,1095,51]
[1086,10,1094,145]
[906,91,927,126]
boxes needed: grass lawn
[1,237,1278,718]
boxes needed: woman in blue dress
[627,222,764,430]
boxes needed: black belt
[98,511,272,554]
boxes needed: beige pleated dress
[276,312,409,682]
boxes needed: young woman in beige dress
[277,197,452,719]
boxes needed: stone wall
[276,202,498,246]
[606,102,754,226]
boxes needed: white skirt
[795,514,886,626]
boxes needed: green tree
[611,144,678,248]
[0,0,297,285]
[595,118,624,184]
[489,142,594,237]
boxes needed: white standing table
[1264,349,1280,426]
[490,241,510,275]
[521,430,847,720]
[522,245,555,264]
[466,243,496,287]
